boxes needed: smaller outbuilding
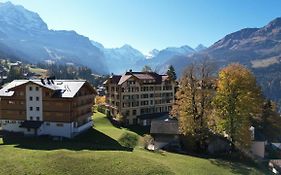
[150,117,180,150]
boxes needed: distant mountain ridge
[91,39,204,74]
[0,1,108,74]
[167,17,281,104]
[0,1,205,75]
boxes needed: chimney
[46,78,51,85]
[40,78,45,85]
[129,69,132,73]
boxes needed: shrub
[118,132,138,148]
[116,113,126,123]
[97,104,106,114]
[92,105,97,113]
[143,134,154,149]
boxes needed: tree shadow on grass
[208,155,269,175]
[123,125,150,136]
[0,128,132,152]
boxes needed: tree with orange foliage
[95,96,106,105]
[171,59,216,150]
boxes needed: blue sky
[1,0,281,54]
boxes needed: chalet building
[104,70,176,125]
[0,79,96,138]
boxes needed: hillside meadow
[0,112,268,175]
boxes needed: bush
[118,132,138,149]
[97,104,106,114]
[143,134,154,149]
[116,113,126,123]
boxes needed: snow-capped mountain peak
[195,44,207,51]
[145,49,160,59]
[0,1,48,31]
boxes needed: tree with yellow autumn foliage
[95,96,106,105]
[212,64,263,149]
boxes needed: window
[8,100,15,104]
[125,110,130,116]
[56,123,64,127]
[36,97,39,101]
[30,107,33,111]
[133,110,137,115]
[27,128,30,132]
[46,122,50,126]
[36,107,40,111]
[133,118,137,125]
[36,117,40,121]
[29,86,32,91]
[29,96,33,101]
[35,87,39,91]
[30,116,33,120]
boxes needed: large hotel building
[104,70,176,125]
[0,79,96,138]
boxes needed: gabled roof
[118,75,132,85]
[104,71,171,85]
[150,117,179,135]
[0,79,95,98]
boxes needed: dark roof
[111,75,122,84]
[150,118,179,135]
[19,121,44,129]
[137,112,169,120]
[104,71,170,85]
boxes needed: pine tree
[167,65,177,80]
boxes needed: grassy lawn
[0,112,269,175]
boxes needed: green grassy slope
[0,112,267,175]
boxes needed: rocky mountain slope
[168,17,281,104]
[0,2,108,74]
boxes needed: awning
[137,112,169,120]
[19,120,44,129]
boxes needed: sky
[1,0,281,54]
